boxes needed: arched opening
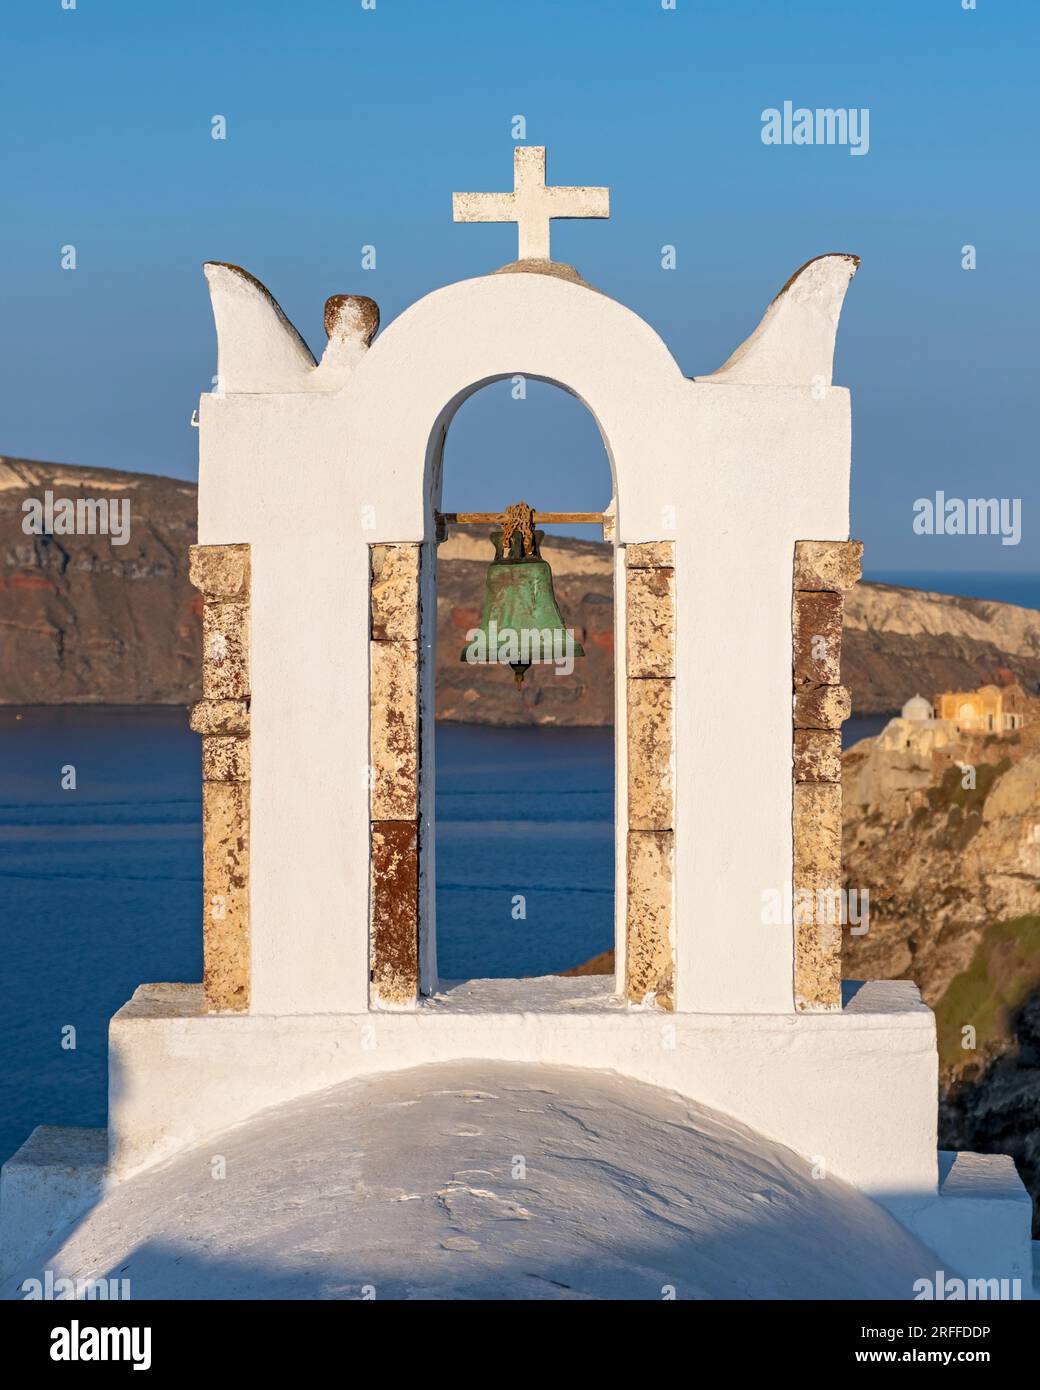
[428,378,617,989]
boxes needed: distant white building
[876,694,957,756]
[901,693,933,722]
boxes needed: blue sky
[2,0,1036,571]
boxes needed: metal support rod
[437,511,607,525]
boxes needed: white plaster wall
[199,392,370,1015]
[671,385,850,1010]
[107,982,937,1199]
[198,271,850,1016]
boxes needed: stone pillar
[625,542,675,1009]
[792,540,862,1011]
[369,544,421,1008]
[188,544,251,1013]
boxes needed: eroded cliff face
[0,467,619,720]
[842,582,1040,715]
[842,719,1040,1233]
[843,720,1040,1007]
[3,459,1039,724]
[0,458,200,704]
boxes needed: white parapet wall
[106,978,938,1198]
[5,981,1032,1289]
[0,1127,107,1282]
[883,1152,1035,1292]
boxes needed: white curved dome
[17,1061,944,1300]
[901,694,933,722]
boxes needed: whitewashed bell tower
[2,147,1032,1290]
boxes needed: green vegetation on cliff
[934,915,1040,1072]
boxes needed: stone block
[370,820,418,1007]
[626,541,674,569]
[189,699,250,737]
[189,543,250,599]
[371,544,421,642]
[628,678,673,830]
[795,908,843,1012]
[626,567,674,678]
[370,640,419,820]
[794,539,863,592]
[793,782,842,885]
[626,830,674,1008]
[793,590,843,689]
[202,735,250,783]
[202,781,249,1012]
[794,684,851,731]
[793,729,842,783]
[202,602,250,700]
[792,773,844,1011]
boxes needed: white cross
[452,146,609,263]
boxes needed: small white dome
[902,694,933,722]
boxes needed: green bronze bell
[460,503,584,688]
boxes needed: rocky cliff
[0,458,200,704]
[3,459,1039,722]
[843,583,1040,715]
[842,718,1040,1233]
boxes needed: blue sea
[0,707,202,1172]
[865,571,1040,610]
[0,713,615,1167]
[435,724,614,980]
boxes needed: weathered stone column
[369,544,421,1008]
[625,542,675,1009]
[188,544,251,1013]
[792,540,862,1011]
